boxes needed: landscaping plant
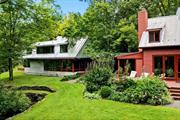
[0,83,31,119]
[117,77,172,105]
[83,62,112,93]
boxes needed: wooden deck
[165,81,180,88]
[165,81,180,100]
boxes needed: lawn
[1,71,180,120]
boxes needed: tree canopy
[0,0,62,80]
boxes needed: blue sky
[55,0,89,15]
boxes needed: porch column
[117,59,120,80]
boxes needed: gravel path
[165,100,180,109]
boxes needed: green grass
[1,71,180,120]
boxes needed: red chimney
[138,9,148,42]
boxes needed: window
[37,46,54,54]
[60,44,68,53]
[44,60,60,71]
[149,30,160,42]
[165,56,174,77]
[153,56,174,77]
[154,56,163,76]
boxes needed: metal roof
[139,8,180,48]
[23,36,89,59]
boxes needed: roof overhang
[115,52,143,60]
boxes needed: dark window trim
[148,30,161,43]
[153,55,175,78]
[60,44,68,53]
[37,46,54,54]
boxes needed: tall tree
[0,0,61,80]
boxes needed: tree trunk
[8,57,13,80]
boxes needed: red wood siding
[143,48,180,75]
[136,59,143,77]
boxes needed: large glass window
[165,56,174,77]
[44,60,61,71]
[37,46,54,54]
[153,56,174,77]
[60,44,68,53]
[44,60,72,71]
[149,30,160,42]
[154,56,163,76]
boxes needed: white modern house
[23,36,91,76]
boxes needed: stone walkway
[165,100,180,109]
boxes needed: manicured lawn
[1,71,180,120]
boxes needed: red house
[115,8,180,82]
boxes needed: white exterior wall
[30,61,44,73]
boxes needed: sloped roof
[115,52,143,59]
[23,36,89,59]
[139,14,180,48]
[35,36,68,46]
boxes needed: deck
[165,81,180,88]
[165,81,180,100]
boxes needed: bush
[0,83,31,118]
[83,63,112,93]
[61,73,81,81]
[84,92,101,100]
[115,78,136,92]
[109,91,122,101]
[100,86,112,98]
[86,83,99,93]
[120,77,172,105]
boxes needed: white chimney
[176,7,180,20]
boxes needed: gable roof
[139,13,180,48]
[23,36,89,59]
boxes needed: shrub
[84,92,101,100]
[100,86,112,98]
[86,83,99,93]
[83,63,112,93]
[120,77,172,105]
[61,76,69,81]
[61,73,81,81]
[109,91,122,101]
[115,78,136,92]
[0,83,31,118]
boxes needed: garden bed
[1,86,55,120]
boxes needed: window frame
[60,44,68,53]
[37,46,54,54]
[148,29,161,43]
[153,55,175,78]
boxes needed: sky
[55,0,89,15]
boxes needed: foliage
[0,0,62,80]
[109,91,122,101]
[166,68,174,77]
[83,62,112,93]
[119,77,172,105]
[115,78,136,92]
[154,68,162,76]
[100,86,112,98]
[61,73,81,81]
[1,71,180,120]
[0,83,31,118]
[84,92,101,99]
